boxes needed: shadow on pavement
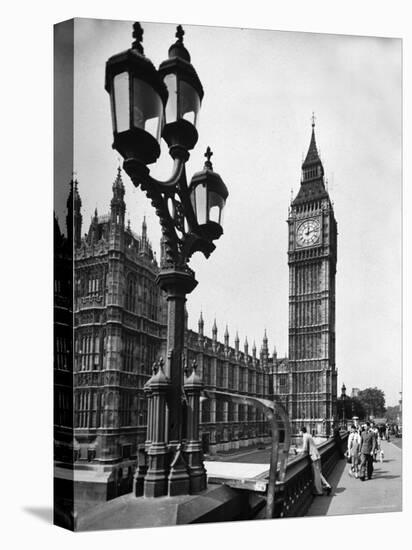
[371,474,401,480]
[306,459,348,516]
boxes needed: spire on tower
[302,116,321,168]
[235,331,240,353]
[212,318,218,339]
[198,311,204,334]
[113,165,124,190]
[142,215,147,239]
[111,166,126,227]
[292,116,328,205]
[67,174,82,247]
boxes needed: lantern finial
[204,146,213,169]
[176,25,185,43]
[167,24,191,62]
[132,22,144,54]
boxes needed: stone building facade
[57,168,275,501]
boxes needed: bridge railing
[274,432,348,518]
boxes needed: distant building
[351,388,360,398]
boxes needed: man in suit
[299,426,332,495]
[359,422,377,481]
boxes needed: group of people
[347,421,383,481]
[297,419,386,497]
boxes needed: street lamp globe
[105,22,168,164]
[159,25,204,153]
[189,147,228,241]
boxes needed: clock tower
[287,118,337,437]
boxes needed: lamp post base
[167,445,190,496]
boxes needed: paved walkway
[306,439,402,517]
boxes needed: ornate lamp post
[105,23,228,497]
[341,383,347,428]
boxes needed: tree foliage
[357,387,386,418]
[337,386,387,422]
[385,405,400,423]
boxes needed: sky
[57,18,402,406]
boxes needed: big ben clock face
[296,219,321,247]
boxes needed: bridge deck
[306,439,402,517]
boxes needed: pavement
[306,439,402,517]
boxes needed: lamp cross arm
[124,157,186,192]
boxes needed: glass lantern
[158,26,204,151]
[189,151,228,241]
[105,24,168,165]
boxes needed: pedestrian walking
[385,423,390,442]
[370,422,380,462]
[299,426,332,496]
[347,424,361,477]
[359,422,376,481]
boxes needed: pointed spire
[224,325,229,346]
[67,174,82,247]
[111,166,126,227]
[113,166,124,190]
[302,113,322,170]
[235,331,240,353]
[261,330,269,358]
[272,345,277,359]
[252,341,257,359]
[244,337,249,355]
[293,116,327,205]
[212,318,217,339]
[142,215,147,239]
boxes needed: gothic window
[78,331,101,371]
[55,336,69,370]
[228,364,234,390]
[248,370,253,393]
[123,335,135,372]
[216,360,224,388]
[90,391,98,428]
[76,390,91,428]
[203,356,212,385]
[228,401,234,422]
[125,275,137,312]
[137,395,147,426]
[86,270,102,296]
[201,399,210,423]
[216,399,224,422]
[120,391,133,426]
